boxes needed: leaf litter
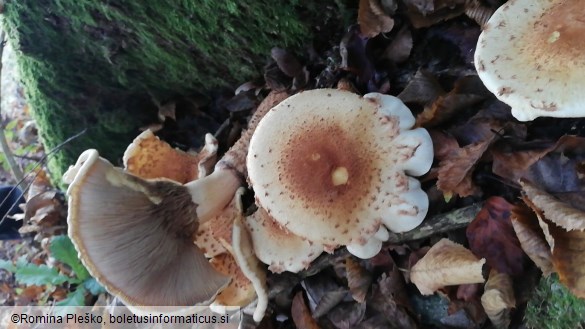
[2,0,585,328]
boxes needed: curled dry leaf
[466,197,527,276]
[510,203,554,276]
[410,238,485,295]
[521,180,585,232]
[481,270,516,329]
[358,0,395,38]
[345,257,372,303]
[398,69,444,106]
[533,215,585,298]
[416,75,491,128]
[437,134,495,198]
[291,291,321,329]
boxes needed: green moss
[1,0,341,187]
[525,275,585,329]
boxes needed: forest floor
[1,1,585,328]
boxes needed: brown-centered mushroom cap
[474,0,585,121]
[64,149,231,306]
[247,89,433,250]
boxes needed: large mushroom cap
[247,89,432,247]
[474,0,585,121]
[65,150,229,306]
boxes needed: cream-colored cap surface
[247,89,432,247]
[475,0,585,121]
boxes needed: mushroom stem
[185,168,242,223]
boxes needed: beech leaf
[292,291,321,329]
[358,0,394,38]
[466,197,527,276]
[481,270,516,329]
[510,204,554,276]
[410,239,485,295]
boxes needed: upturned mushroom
[474,0,585,121]
[64,149,240,306]
[247,88,433,258]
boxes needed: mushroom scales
[474,0,585,121]
[247,89,433,258]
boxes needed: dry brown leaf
[292,291,321,329]
[429,130,459,162]
[537,217,585,298]
[345,257,372,303]
[466,197,527,276]
[403,0,466,28]
[437,135,495,197]
[521,180,585,231]
[416,75,490,128]
[510,204,554,276]
[410,239,485,295]
[358,0,395,38]
[398,69,444,105]
[481,270,516,329]
[382,26,413,64]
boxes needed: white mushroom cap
[247,89,432,248]
[65,149,231,306]
[474,0,585,121]
[244,207,324,273]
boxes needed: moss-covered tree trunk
[1,0,343,184]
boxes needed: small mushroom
[247,89,433,258]
[244,207,324,273]
[64,149,240,306]
[474,0,585,121]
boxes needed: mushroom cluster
[63,88,433,321]
[474,0,585,121]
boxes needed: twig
[386,203,482,243]
[0,30,24,182]
[298,203,483,277]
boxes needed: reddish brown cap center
[278,122,375,216]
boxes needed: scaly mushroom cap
[247,89,432,248]
[474,0,585,121]
[244,207,324,273]
[65,150,230,306]
[123,129,218,182]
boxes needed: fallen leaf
[327,301,367,329]
[535,216,585,298]
[382,26,413,64]
[510,203,554,276]
[157,101,176,122]
[410,239,485,295]
[416,75,490,128]
[370,268,418,328]
[397,69,444,106]
[345,257,372,303]
[521,180,585,231]
[437,134,495,197]
[481,270,516,329]
[340,25,374,84]
[403,0,467,28]
[429,130,459,162]
[456,283,480,302]
[466,197,527,276]
[358,0,395,37]
[292,291,321,329]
